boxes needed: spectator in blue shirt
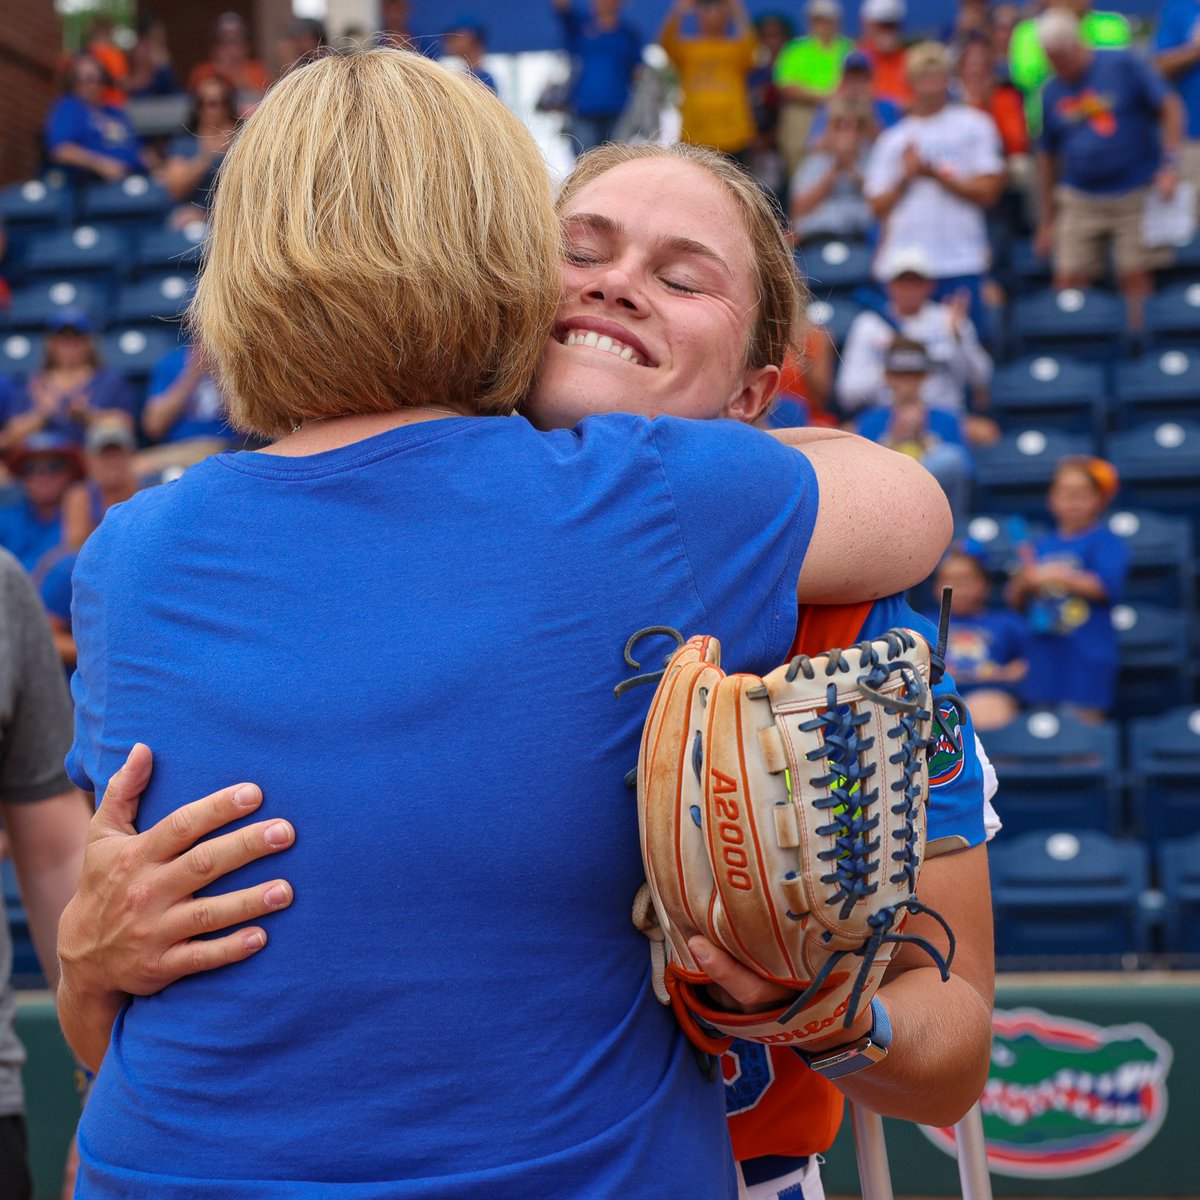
[160,76,239,228]
[1007,455,1129,722]
[141,343,234,463]
[0,310,137,454]
[1034,9,1184,332]
[44,54,147,184]
[553,0,644,152]
[443,18,498,94]
[808,50,902,143]
[1155,0,1200,215]
[0,434,83,577]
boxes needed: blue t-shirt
[44,94,144,172]
[1019,523,1129,711]
[857,407,969,454]
[2,369,139,446]
[1154,0,1200,139]
[67,413,818,1199]
[0,497,63,577]
[1040,48,1169,194]
[147,346,233,443]
[925,607,1028,696]
[39,549,76,623]
[556,6,644,117]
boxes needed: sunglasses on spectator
[20,458,72,477]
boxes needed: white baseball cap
[863,0,906,24]
[882,246,933,280]
[807,0,842,20]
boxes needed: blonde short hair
[905,40,951,78]
[1036,8,1082,54]
[191,49,561,436]
[555,143,804,371]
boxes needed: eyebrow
[562,212,733,280]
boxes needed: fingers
[155,926,275,984]
[167,878,294,944]
[139,780,272,864]
[688,937,793,1012]
[164,816,295,893]
[94,743,154,834]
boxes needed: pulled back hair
[191,49,561,436]
[556,143,806,372]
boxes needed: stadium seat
[134,222,206,277]
[112,274,195,329]
[80,176,173,227]
[0,178,72,235]
[1144,281,1200,344]
[989,830,1153,967]
[1159,832,1200,960]
[1010,287,1127,360]
[2,279,109,332]
[1,858,43,990]
[804,296,860,348]
[989,354,1106,438]
[1113,347,1200,428]
[0,331,45,378]
[1005,235,1053,291]
[977,709,1121,837]
[1128,706,1200,846]
[794,240,873,297]
[1109,421,1200,530]
[1106,509,1194,610]
[972,428,1095,515]
[100,327,178,386]
[962,513,1042,583]
[23,223,130,283]
[1112,602,1193,721]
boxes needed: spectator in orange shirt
[188,12,270,114]
[858,0,912,108]
[958,31,1028,156]
[85,17,129,108]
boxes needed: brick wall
[0,0,62,186]
[147,0,292,89]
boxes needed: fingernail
[264,821,292,847]
[690,940,712,966]
[264,883,290,908]
[234,785,261,809]
[244,931,266,951]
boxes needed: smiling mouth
[556,328,653,368]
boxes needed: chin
[526,344,656,431]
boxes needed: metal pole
[952,1101,993,1200]
[849,1103,895,1200]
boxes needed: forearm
[143,381,192,440]
[790,169,837,219]
[868,183,905,221]
[160,156,212,201]
[50,142,116,174]
[1,410,47,450]
[934,171,1003,207]
[1161,94,1184,156]
[1036,152,1057,223]
[56,969,125,1071]
[1062,569,1111,603]
[1157,44,1200,79]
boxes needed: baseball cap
[807,0,842,20]
[86,423,136,454]
[862,0,905,24]
[884,340,932,375]
[6,432,86,479]
[881,246,932,280]
[445,14,486,40]
[843,49,872,73]
[48,307,94,335]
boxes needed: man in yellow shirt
[660,0,758,158]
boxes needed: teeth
[596,335,613,352]
[561,327,645,366]
[620,346,635,361]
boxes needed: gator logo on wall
[927,699,965,787]
[919,1007,1173,1178]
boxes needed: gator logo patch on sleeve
[919,1007,1173,1178]
[927,698,965,788]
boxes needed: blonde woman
[58,52,963,1199]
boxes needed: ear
[721,364,781,426]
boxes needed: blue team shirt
[0,497,63,577]
[44,94,144,172]
[857,407,969,454]
[556,5,644,117]
[67,413,818,1199]
[1020,523,1129,711]
[1,369,138,446]
[1154,0,1200,139]
[1040,48,1169,194]
[147,346,233,443]
[925,607,1028,696]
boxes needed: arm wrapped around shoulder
[635,631,956,1055]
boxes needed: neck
[912,95,945,117]
[264,404,469,458]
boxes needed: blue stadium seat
[1144,282,1200,344]
[989,830,1152,967]
[976,710,1121,837]
[24,223,130,282]
[1113,347,1200,429]
[1005,236,1053,291]
[0,178,72,234]
[100,326,177,386]
[1109,421,1200,530]
[989,354,1107,438]
[2,279,109,332]
[113,274,195,329]
[134,223,206,277]
[795,240,873,297]
[0,331,45,379]
[1112,602,1193,721]
[1010,287,1127,360]
[804,296,860,348]
[972,428,1095,515]
[2,858,44,990]
[80,176,173,227]
[1128,707,1200,848]
[1106,509,1194,610]
[1159,832,1200,960]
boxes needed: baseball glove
[631,628,955,1055]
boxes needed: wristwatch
[798,998,893,1079]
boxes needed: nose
[581,259,646,315]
